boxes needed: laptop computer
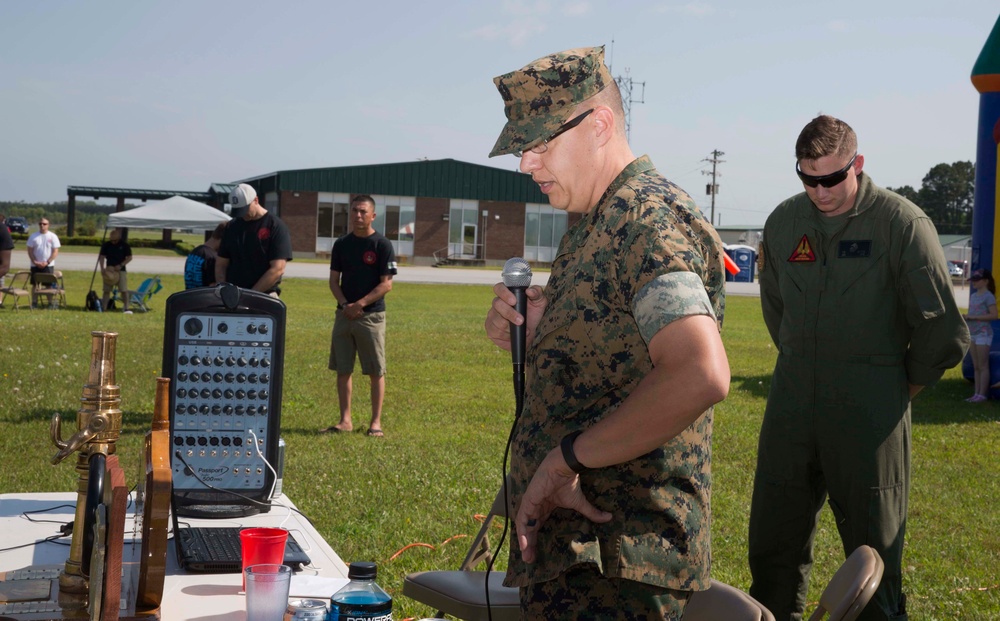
[171,500,311,573]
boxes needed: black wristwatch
[560,429,589,474]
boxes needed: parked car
[5,216,27,233]
[948,261,965,277]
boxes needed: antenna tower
[609,38,645,144]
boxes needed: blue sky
[1,1,997,226]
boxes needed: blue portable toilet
[725,244,756,282]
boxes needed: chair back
[4,271,31,292]
[684,580,775,621]
[1,271,33,310]
[401,481,519,621]
[458,483,510,571]
[807,545,884,621]
[33,272,62,289]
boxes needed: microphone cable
[486,257,533,621]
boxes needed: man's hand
[484,283,546,351]
[343,301,365,320]
[515,445,612,564]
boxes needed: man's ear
[591,106,616,147]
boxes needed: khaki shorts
[329,310,386,376]
[102,270,127,295]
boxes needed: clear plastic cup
[245,563,291,621]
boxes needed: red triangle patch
[787,234,816,263]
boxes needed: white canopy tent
[106,195,230,230]
[87,196,231,303]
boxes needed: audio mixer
[162,284,286,517]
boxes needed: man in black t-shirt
[216,184,293,296]
[98,228,133,312]
[324,195,398,437]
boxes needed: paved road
[9,252,969,302]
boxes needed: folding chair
[402,484,519,621]
[807,545,884,621]
[31,271,67,309]
[684,580,776,621]
[0,271,33,311]
[116,275,163,312]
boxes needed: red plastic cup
[239,527,289,590]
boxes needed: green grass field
[0,271,997,620]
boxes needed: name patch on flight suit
[837,240,872,258]
[787,234,816,263]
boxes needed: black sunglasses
[515,108,595,158]
[796,154,858,188]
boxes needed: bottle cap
[347,561,377,580]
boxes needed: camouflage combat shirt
[505,156,726,592]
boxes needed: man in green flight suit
[749,115,970,621]
[484,46,731,619]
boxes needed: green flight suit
[749,174,970,621]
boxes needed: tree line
[0,200,142,236]
[887,161,974,235]
[0,163,981,237]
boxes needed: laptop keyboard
[179,526,311,572]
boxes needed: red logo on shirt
[787,235,816,263]
[363,250,377,265]
[258,228,271,242]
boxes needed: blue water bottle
[329,561,392,621]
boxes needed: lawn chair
[0,271,33,311]
[684,580,776,621]
[115,275,163,312]
[31,271,67,309]
[402,483,519,621]
[807,545,884,621]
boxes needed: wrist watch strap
[560,429,588,474]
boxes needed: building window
[524,203,567,262]
[370,195,416,257]
[317,192,350,253]
[449,199,480,258]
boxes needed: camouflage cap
[489,45,613,158]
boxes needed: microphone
[502,257,532,416]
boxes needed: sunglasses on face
[515,108,595,158]
[796,154,858,188]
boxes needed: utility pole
[702,150,725,225]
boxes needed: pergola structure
[65,184,235,236]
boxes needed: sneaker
[965,394,987,403]
[123,310,133,315]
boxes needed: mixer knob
[183,317,203,336]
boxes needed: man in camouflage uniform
[750,115,970,621]
[484,46,730,620]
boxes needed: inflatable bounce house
[963,14,1000,388]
